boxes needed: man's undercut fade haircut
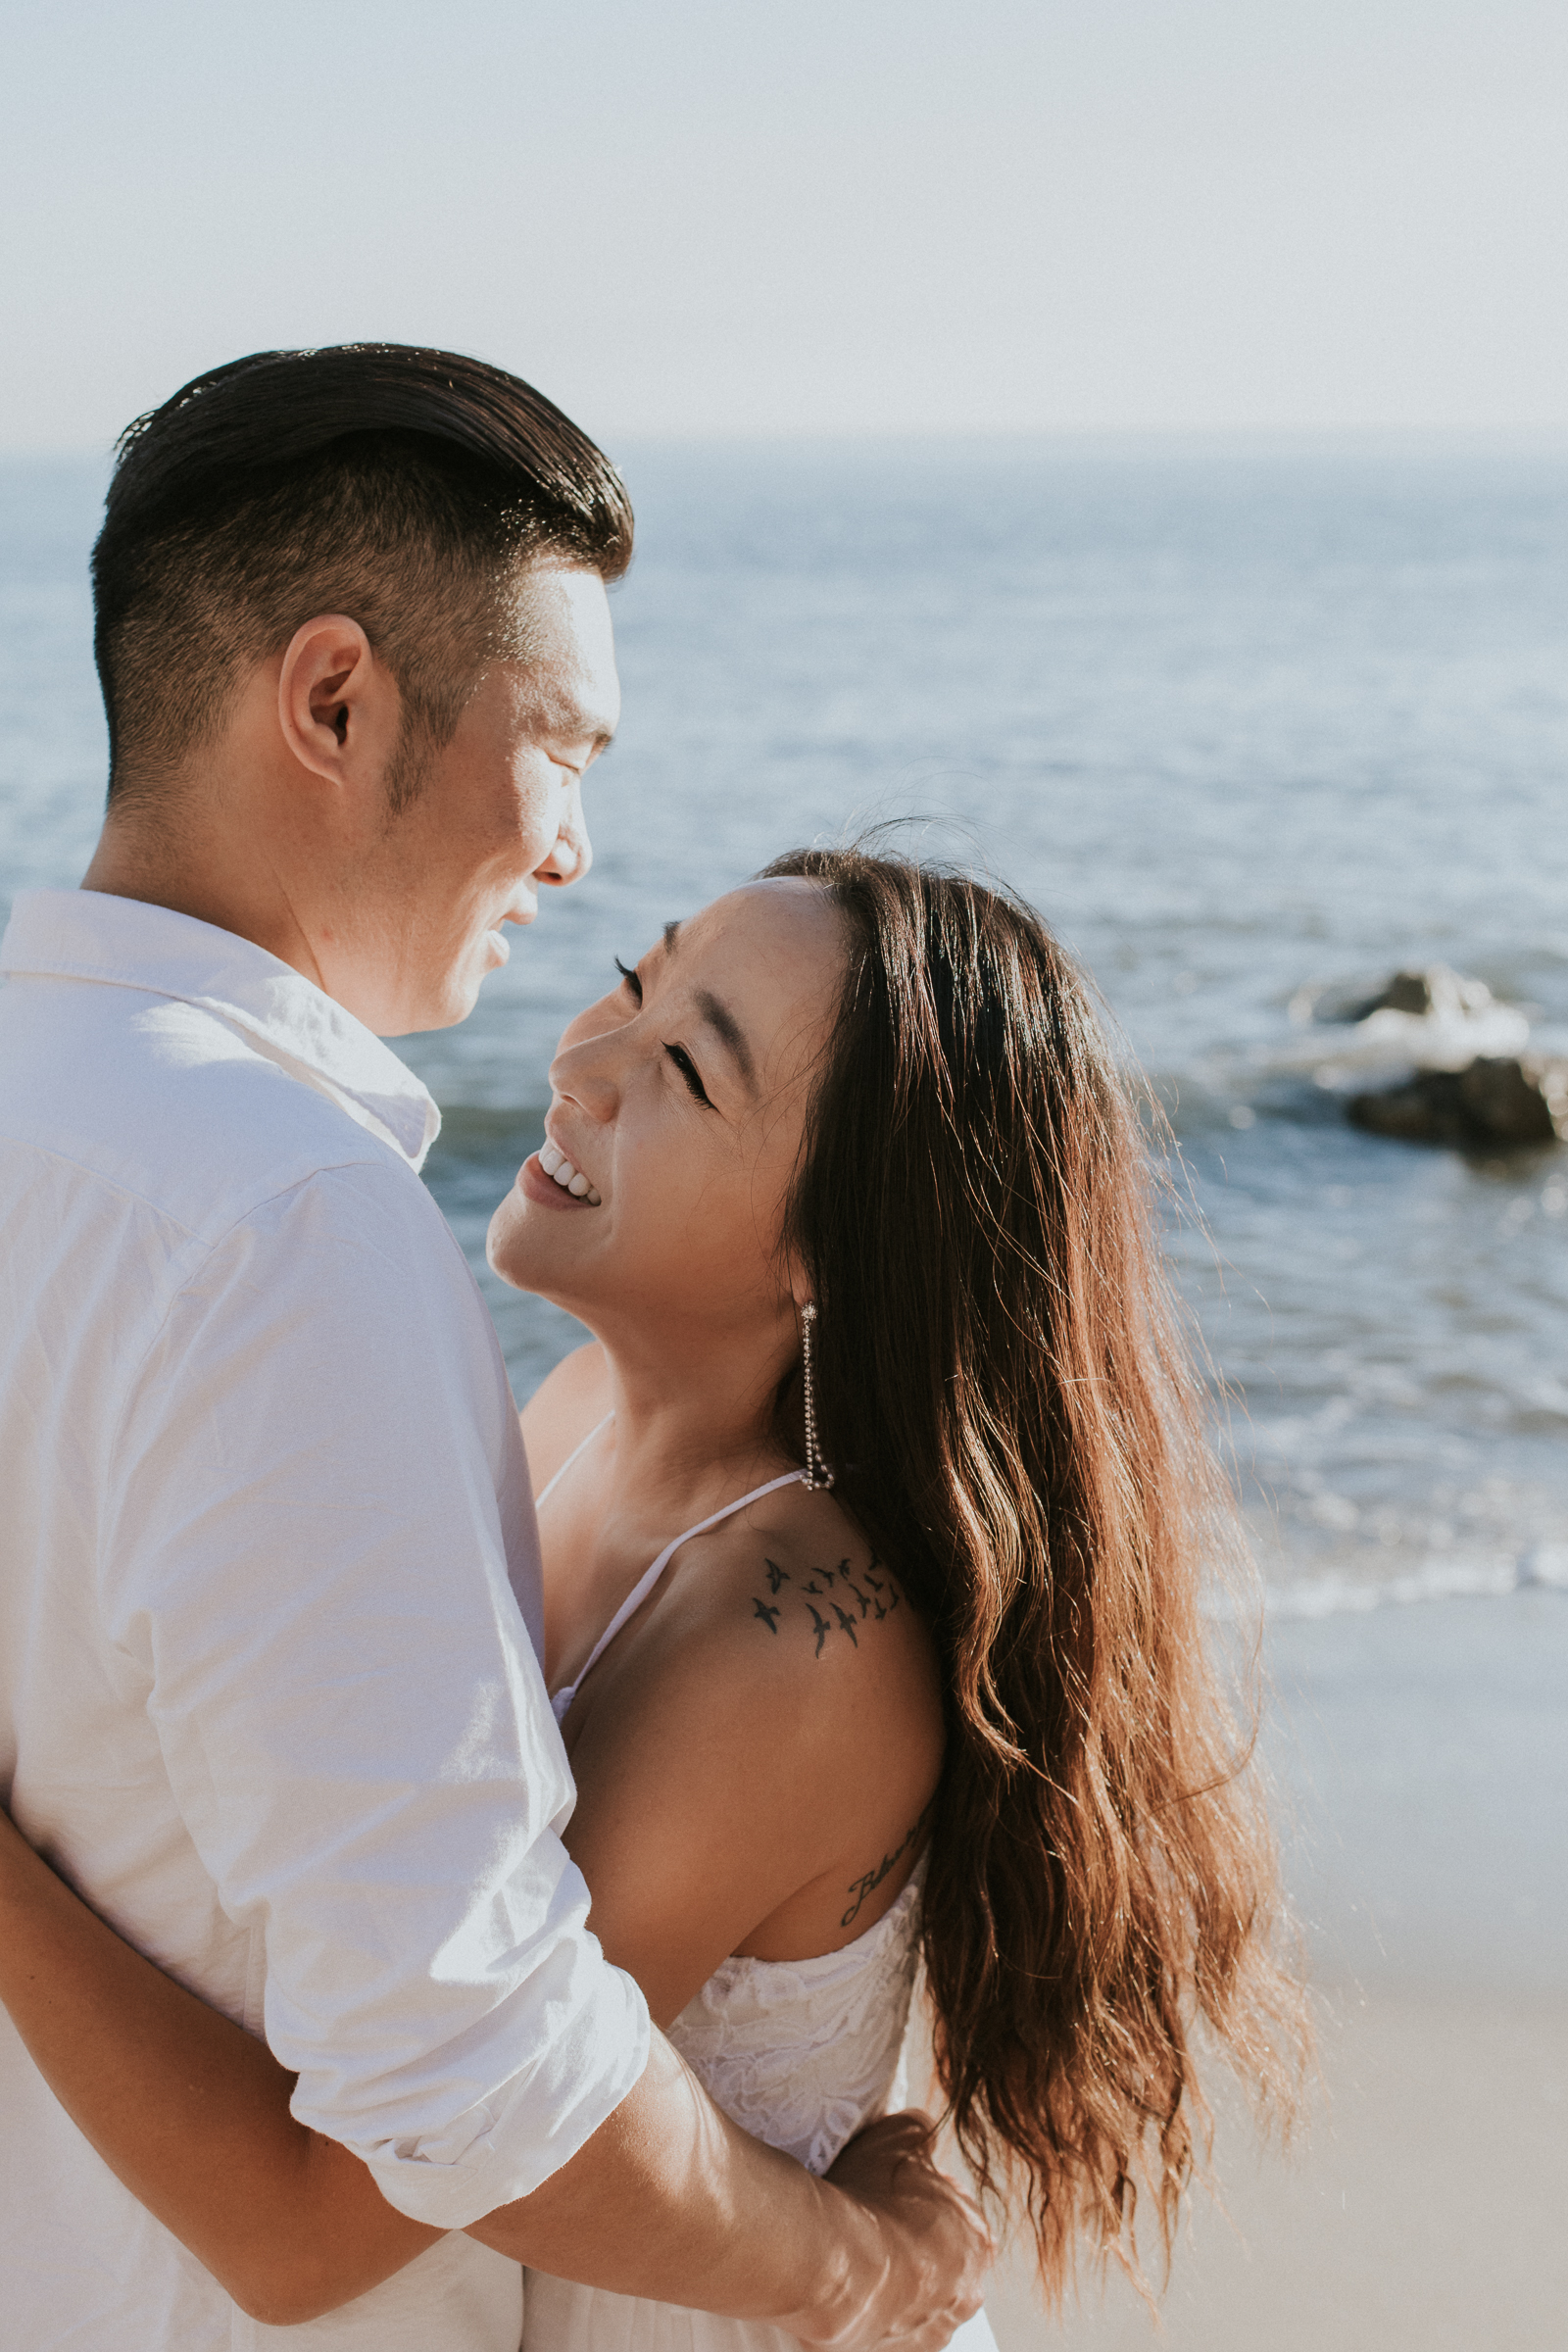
[92,344,634,805]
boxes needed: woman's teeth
[539,1139,602,1206]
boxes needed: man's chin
[380,976,484,1039]
[374,933,510,1037]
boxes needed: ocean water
[3,439,1565,1612]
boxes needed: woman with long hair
[0,848,1306,2341]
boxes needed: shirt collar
[0,889,441,1170]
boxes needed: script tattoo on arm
[841,1808,928,1929]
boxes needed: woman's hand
[813,2114,993,2349]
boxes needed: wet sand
[986,1592,1568,2350]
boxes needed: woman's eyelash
[663,1044,713,1108]
[612,958,710,1106]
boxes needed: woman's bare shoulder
[665,1488,944,1793]
[715,1502,920,1667]
[518,1342,612,1494]
[562,1483,943,1983]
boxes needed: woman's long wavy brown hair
[762,845,1308,2297]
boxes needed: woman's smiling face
[486,879,848,1351]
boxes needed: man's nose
[538,782,592,889]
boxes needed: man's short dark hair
[93,345,634,804]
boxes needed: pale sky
[2,0,1564,452]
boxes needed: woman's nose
[548,1028,620,1124]
[538,779,592,890]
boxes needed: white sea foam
[1257,1001,1531,1085]
[1250,1544,1568,1622]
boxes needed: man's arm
[0,1816,989,2341]
[471,2042,982,2347]
[98,1166,654,2224]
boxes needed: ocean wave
[1237,1546,1568,1622]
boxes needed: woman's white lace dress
[521,1863,997,2349]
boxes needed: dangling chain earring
[799,1302,835,1491]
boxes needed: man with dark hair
[0,348,987,2350]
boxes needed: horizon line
[5,420,1568,466]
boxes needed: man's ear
[276,614,401,788]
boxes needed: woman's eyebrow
[694,988,758,1093]
[659,922,758,1092]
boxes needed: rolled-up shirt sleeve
[98,1158,650,2230]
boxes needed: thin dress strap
[551,1466,806,1725]
[533,1411,615,1508]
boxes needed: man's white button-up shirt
[0,889,650,2351]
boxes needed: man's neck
[81,802,326,994]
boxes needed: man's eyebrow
[539,687,615,755]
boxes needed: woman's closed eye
[615,956,714,1107]
[663,1043,713,1107]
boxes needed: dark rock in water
[1348,1055,1568,1149]
[1348,1070,1469,1145]
[1369,969,1446,1018]
[1462,1055,1568,1144]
